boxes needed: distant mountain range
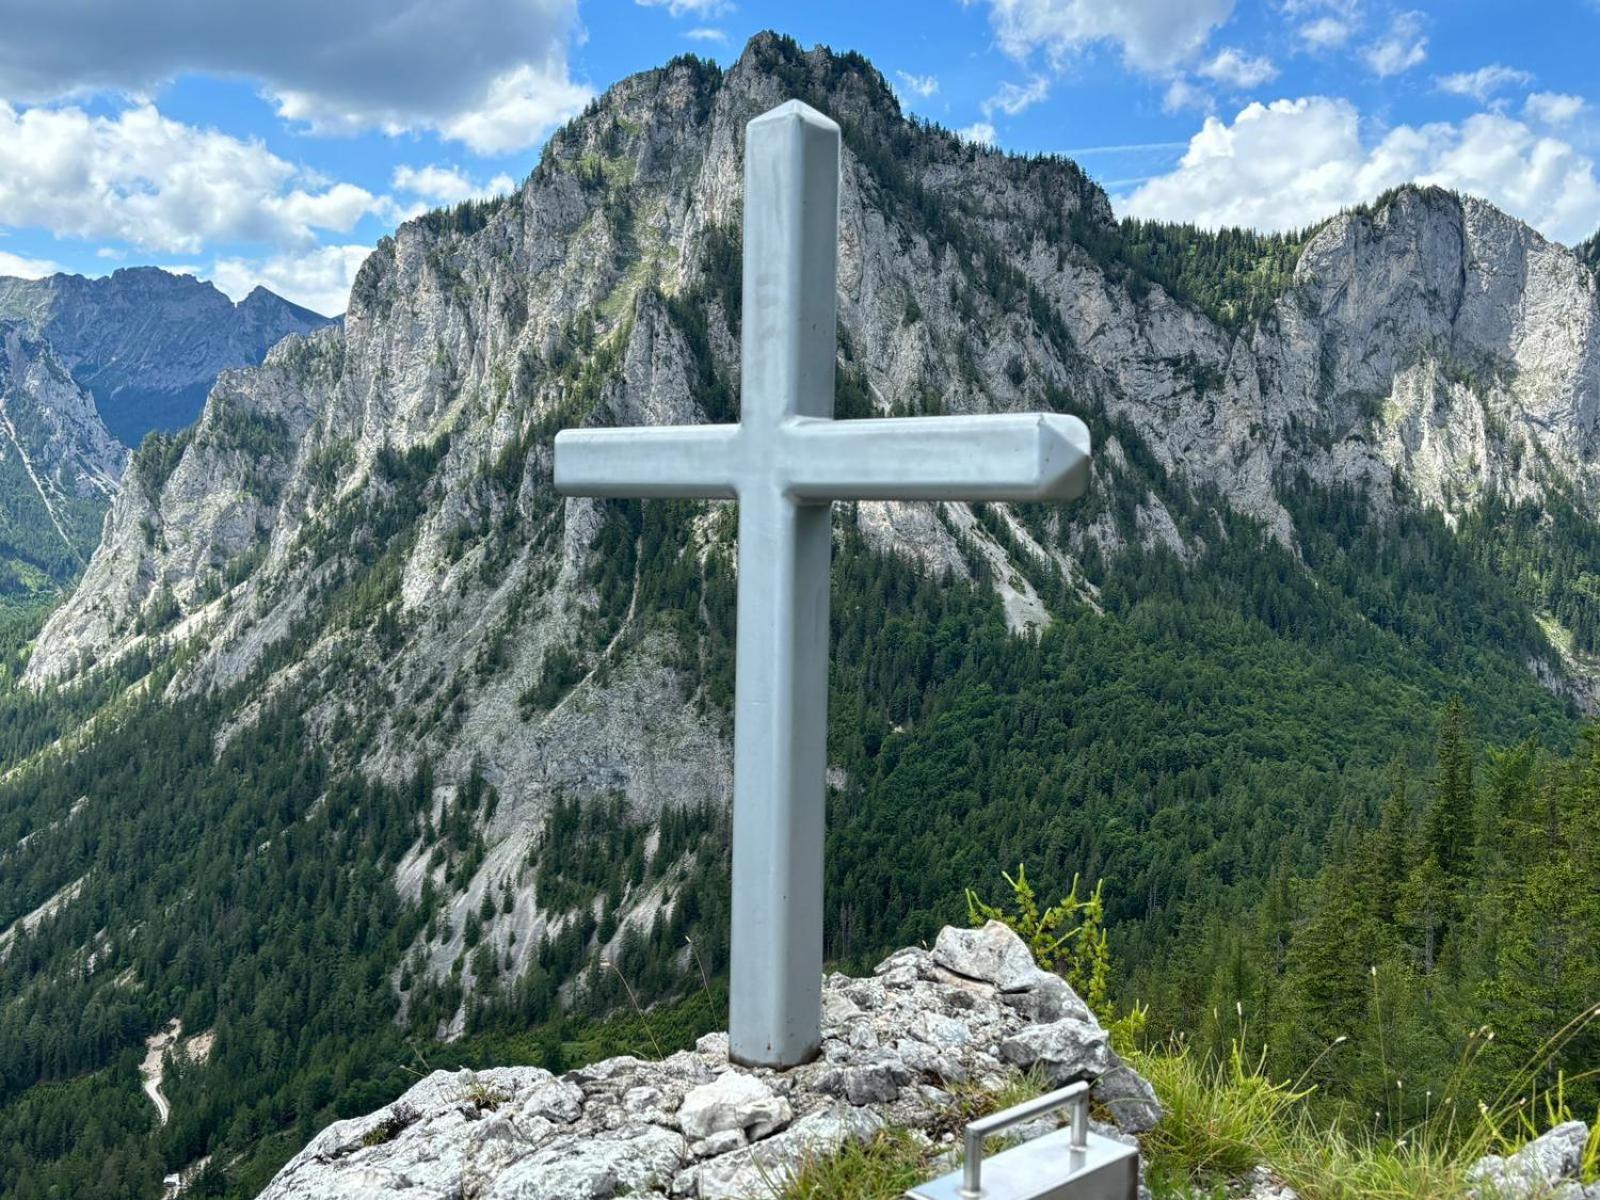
[0,268,334,600]
[0,267,334,447]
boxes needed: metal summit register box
[907,1082,1138,1200]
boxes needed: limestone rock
[933,920,1042,990]
[1468,1120,1592,1199]
[691,1107,885,1200]
[483,1125,687,1199]
[678,1070,792,1140]
[1091,1056,1165,1134]
[999,1016,1114,1082]
[1241,1165,1298,1200]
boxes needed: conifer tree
[1424,698,1476,878]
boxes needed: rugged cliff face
[14,35,1600,1031]
[0,323,125,594]
[0,267,334,445]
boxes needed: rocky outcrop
[0,267,334,444]
[260,924,1157,1199]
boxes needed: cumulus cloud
[394,165,516,205]
[959,122,998,146]
[685,28,729,42]
[982,77,1051,117]
[433,63,592,156]
[1163,78,1214,114]
[0,100,390,255]
[0,0,590,154]
[1363,11,1427,77]
[1525,92,1588,126]
[1198,48,1279,88]
[634,0,733,15]
[976,0,1235,73]
[1121,96,1600,245]
[1436,64,1533,103]
[210,244,373,318]
[0,249,62,279]
[1297,16,1354,48]
[896,71,940,99]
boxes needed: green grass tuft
[779,1129,932,1199]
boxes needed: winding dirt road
[141,1019,182,1126]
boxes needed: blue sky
[0,0,1595,315]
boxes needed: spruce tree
[1424,698,1475,878]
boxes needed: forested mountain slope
[1,34,1598,1199]
[0,268,334,445]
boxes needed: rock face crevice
[259,923,1160,1200]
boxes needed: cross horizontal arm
[553,424,740,499]
[783,412,1091,503]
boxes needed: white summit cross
[555,100,1091,1068]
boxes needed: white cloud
[1297,16,1353,48]
[959,122,998,146]
[1163,78,1214,114]
[0,249,62,279]
[0,0,590,155]
[0,101,389,255]
[1525,92,1588,126]
[393,164,516,206]
[1121,96,1600,245]
[684,27,729,42]
[634,0,733,15]
[896,71,941,99]
[976,0,1235,73]
[210,244,372,318]
[433,62,592,156]
[1275,0,1357,12]
[1198,48,1279,89]
[1436,64,1533,103]
[1363,11,1427,77]
[983,77,1051,117]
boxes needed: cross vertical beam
[552,98,1092,1073]
[728,102,840,1067]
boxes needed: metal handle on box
[961,1081,1090,1198]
